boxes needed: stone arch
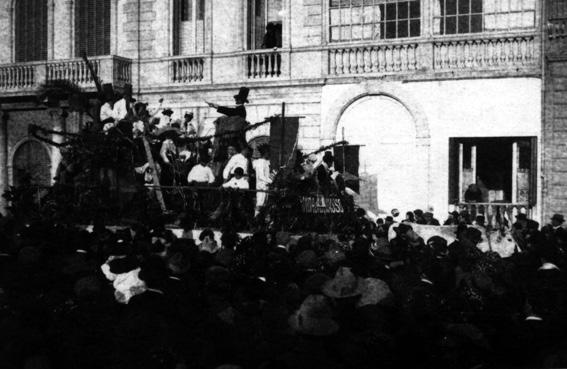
[325,82,433,214]
[322,82,430,143]
[9,138,52,187]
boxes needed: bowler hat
[551,213,565,223]
[162,108,174,116]
[234,87,249,103]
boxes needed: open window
[448,137,537,206]
[247,0,283,50]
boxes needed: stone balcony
[0,55,132,98]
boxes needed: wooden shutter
[15,0,48,62]
[448,138,459,204]
[75,0,111,57]
[173,0,182,55]
[529,136,537,207]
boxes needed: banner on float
[300,196,344,214]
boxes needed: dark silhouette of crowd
[1,208,567,369]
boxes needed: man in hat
[315,151,335,195]
[112,83,135,122]
[206,87,249,119]
[156,108,174,129]
[99,83,115,131]
[183,112,197,136]
[252,143,273,216]
[222,144,250,181]
[187,153,215,185]
[542,213,567,252]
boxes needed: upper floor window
[181,0,205,21]
[329,0,421,43]
[434,0,536,35]
[173,0,206,55]
[15,0,48,62]
[247,0,283,50]
[75,0,111,57]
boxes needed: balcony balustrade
[432,35,536,71]
[0,56,132,96]
[328,43,419,76]
[170,56,205,83]
[245,50,283,79]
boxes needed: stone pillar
[0,111,8,215]
[49,108,68,183]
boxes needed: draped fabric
[15,0,48,62]
[333,145,360,193]
[269,116,299,169]
[75,0,111,57]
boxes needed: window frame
[328,0,422,44]
[433,0,537,36]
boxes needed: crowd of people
[1,206,567,369]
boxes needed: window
[15,0,48,62]
[448,137,537,205]
[329,0,421,43]
[173,0,206,55]
[75,0,111,57]
[12,140,51,187]
[181,0,205,21]
[247,0,283,50]
[434,0,536,35]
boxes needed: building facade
[0,0,563,223]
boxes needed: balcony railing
[245,50,283,79]
[455,202,532,222]
[170,56,205,83]
[0,62,38,89]
[328,42,419,76]
[0,56,132,94]
[432,35,536,70]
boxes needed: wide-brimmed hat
[551,213,565,223]
[322,267,364,298]
[288,294,339,336]
[357,278,393,307]
[234,87,249,103]
[295,250,318,271]
[156,126,182,139]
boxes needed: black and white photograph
[0,0,566,368]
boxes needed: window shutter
[173,0,182,55]
[75,0,111,57]
[15,0,47,62]
[529,136,537,207]
[448,138,459,204]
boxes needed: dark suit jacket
[217,104,246,119]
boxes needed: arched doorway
[12,140,51,187]
[336,95,423,217]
